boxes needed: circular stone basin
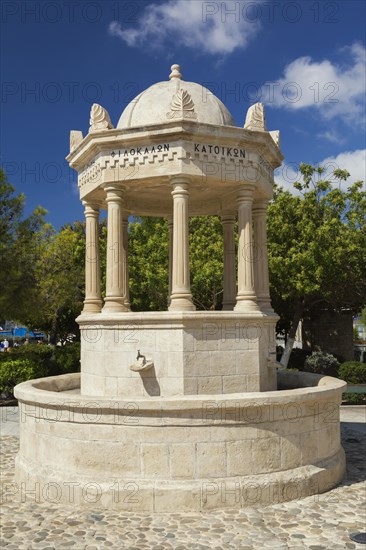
[14,371,346,512]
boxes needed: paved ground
[0,406,365,549]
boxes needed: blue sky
[1,0,365,228]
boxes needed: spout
[130,351,154,372]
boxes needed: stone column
[82,201,102,313]
[253,200,273,312]
[169,177,195,311]
[122,215,130,310]
[103,185,129,313]
[221,212,236,310]
[234,186,260,312]
[167,215,173,307]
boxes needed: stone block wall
[14,371,346,511]
[78,312,278,398]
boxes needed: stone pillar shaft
[253,200,272,312]
[83,202,102,313]
[235,187,260,312]
[169,178,195,311]
[122,216,130,309]
[168,216,173,307]
[221,212,236,311]
[103,185,129,312]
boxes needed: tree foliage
[128,216,225,311]
[128,217,169,311]
[268,163,366,366]
[189,216,224,310]
[27,222,86,343]
[0,169,52,321]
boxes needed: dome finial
[169,64,182,80]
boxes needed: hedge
[304,351,340,376]
[339,361,366,384]
[0,359,47,397]
[0,342,81,399]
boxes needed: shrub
[339,361,366,384]
[1,342,81,377]
[342,393,366,405]
[288,348,311,371]
[6,344,53,371]
[304,351,340,376]
[51,342,81,375]
[0,359,47,397]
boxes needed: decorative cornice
[67,120,283,171]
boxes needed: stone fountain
[14,65,346,511]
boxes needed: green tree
[128,216,225,311]
[28,222,86,343]
[128,217,169,311]
[0,169,52,321]
[189,216,224,310]
[268,164,366,367]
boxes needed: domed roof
[117,64,236,129]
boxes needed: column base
[234,297,261,313]
[82,300,103,313]
[102,298,130,313]
[169,294,196,311]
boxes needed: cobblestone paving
[0,426,365,550]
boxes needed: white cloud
[321,149,366,189]
[317,129,345,145]
[108,0,261,56]
[263,43,366,125]
[275,149,366,193]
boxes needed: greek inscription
[194,143,246,158]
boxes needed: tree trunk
[280,298,305,368]
[49,310,60,346]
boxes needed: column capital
[252,199,270,214]
[82,200,102,212]
[103,184,126,202]
[170,175,192,186]
[220,211,236,224]
[170,176,191,196]
[236,185,256,203]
